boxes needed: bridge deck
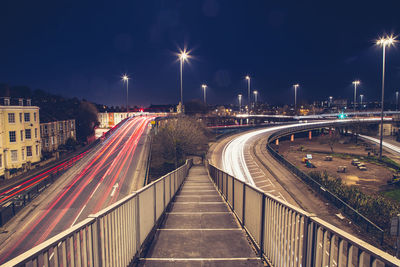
[139,165,264,266]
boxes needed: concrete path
[139,165,264,267]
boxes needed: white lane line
[71,204,87,227]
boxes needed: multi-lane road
[0,115,154,263]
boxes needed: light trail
[221,118,385,186]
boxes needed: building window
[8,113,15,123]
[35,145,39,155]
[22,149,25,160]
[4,98,10,106]
[9,131,16,142]
[0,154,2,167]
[35,128,38,138]
[25,129,31,139]
[20,130,23,141]
[51,136,54,145]
[19,113,22,123]
[45,139,49,147]
[59,123,63,131]
[71,121,74,128]
[27,146,32,157]
[11,150,18,162]
[34,112,37,122]
[24,113,30,122]
[44,125,48,134]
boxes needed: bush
[309,171,400,229]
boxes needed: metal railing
[266,122,387,243]
[1,159,193,267]
[207,163,400,266]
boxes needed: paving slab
[139,165,264,267]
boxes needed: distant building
[0,97,41,177]
[98,112,134,128]
[40,119,76,153]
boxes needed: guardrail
[266,122,386,243]
[207,162,400,267]
[1,159,193,267]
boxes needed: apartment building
[40,119,76,153]
[0,98,41,177]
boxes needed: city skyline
[1,1,400,106]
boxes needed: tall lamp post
[253,90,258,104]
[360,94,364,109]
[238,94,242,113]
[202,84,207,104]
[122,74,129,112]
[377,35,396,160]
[352,80,360,115]
[293,84,299,113]
[178,51,189,107]
[245,76,251,109]
[396,91,399,111]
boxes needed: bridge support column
[308,131,312,140]
[291,134,294,142]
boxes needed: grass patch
[383,189,400,202]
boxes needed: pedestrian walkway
[138,165,264,267]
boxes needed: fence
[1,159,193,267]
[267,125,386,243]
[207,163,400,267]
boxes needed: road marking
[71,204,87,227]
[110,183,119,197]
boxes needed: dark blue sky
[1,0,400,107]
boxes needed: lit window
[9,131,16,142]
[11,150,17,162]
[24,113,30,122]
[27,146,32,157]
[8,113,15,123]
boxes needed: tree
[328,128,340,153]
[150,117,209,178]
[76,101,99,142]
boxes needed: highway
[0,115,154,263]
[211,118,398,244]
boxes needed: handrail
[1,159,193,267]
[207,162,400,266]
[266,121,386,242]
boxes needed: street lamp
[293,84,299,113]
[245,76,251,108]
[396,91,399,111]
[352,80,360,114]
[377,35,396,160]
[238,94,242,113]
[178,50,189,107]
[253,90,258,103]
[360,94,364,109]
[122,74,129,112]
[329,96,333,107]
[202,84,207,104]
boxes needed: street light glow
[122,74,129,81]
[245,75,250,80]
[376,35,396,47]
[352,80,360,85]
[179,51,189,61]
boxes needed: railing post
[259,194,266,258]
[232,177,235,210]
[242,183,246,226]
[92,216,103,267]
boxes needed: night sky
[1,0,400,107]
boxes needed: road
[209,119,399,247]
[0,115,154,263]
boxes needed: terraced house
[40,119,76,154]
[0,97,41,178]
